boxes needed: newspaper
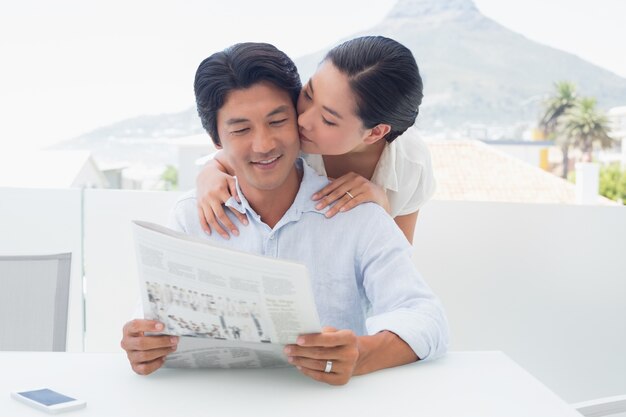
[132,220,322,369]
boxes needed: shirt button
[269,234,275,240]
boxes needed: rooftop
[428,139,614,205]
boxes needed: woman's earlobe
[364,124,391,144]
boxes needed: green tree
[599,164,626,203]
[563,97,616,162]
[539,81,578,178]
[161,165,178,190]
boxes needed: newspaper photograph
[132,220,322,369]
[165,337,290,369]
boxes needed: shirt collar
[225,158,330,226]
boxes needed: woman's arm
[196,150,247,238]
[394,211,419,244]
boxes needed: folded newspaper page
[132,220,322,369]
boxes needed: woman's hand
[196,161,248,239]
[284,327,359,386]
[312,172,390,217]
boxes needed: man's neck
[239,166,302,229]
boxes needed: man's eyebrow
[309,79,343,120]
[266,105,290,118]
[224,105,290,125]
[225,117,249,125]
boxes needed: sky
[1,0,625,152]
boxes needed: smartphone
[11,388,86,414]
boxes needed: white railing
[1,187,625,404]
[82,189,182,351]
[414,201,626,404]
[0,187,84,351]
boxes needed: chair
[573,395,626,416]
[0,253,72,351]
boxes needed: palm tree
[563,98,615,162]
[539,81,578,178]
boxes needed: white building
[0,150,108,188]
[608,106,626,139]
[480,139,553,169]
[171,134,216,191]
[608,106,626,167]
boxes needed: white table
[1,351,581,417]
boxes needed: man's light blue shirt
[169,158,448,361]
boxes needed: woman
[196,36,435,243]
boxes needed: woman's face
[297,61,370,155]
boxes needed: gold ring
[345,191,355,199]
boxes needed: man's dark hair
[194,42,302,146]
[324,36,423,143]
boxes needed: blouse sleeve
[395,134,437,216]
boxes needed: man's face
[216,82,300,193]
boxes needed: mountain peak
[386,0,479,19]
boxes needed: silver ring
[345,191,355,199]
[324,360,333,373]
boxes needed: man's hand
[120,319,179,375]
[283,327,359,385]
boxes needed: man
[121,43,448,385]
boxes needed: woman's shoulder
[384,127,437,216]
[392,127,433,167]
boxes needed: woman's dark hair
[324,36,423,142]
[194,42,302,146]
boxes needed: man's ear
[363,124,391,145]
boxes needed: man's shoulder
[323,202,410,254]
[332,201,398,234]
[169,189,202,235]
[173,189,198,210]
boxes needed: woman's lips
[299,132,312,142]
